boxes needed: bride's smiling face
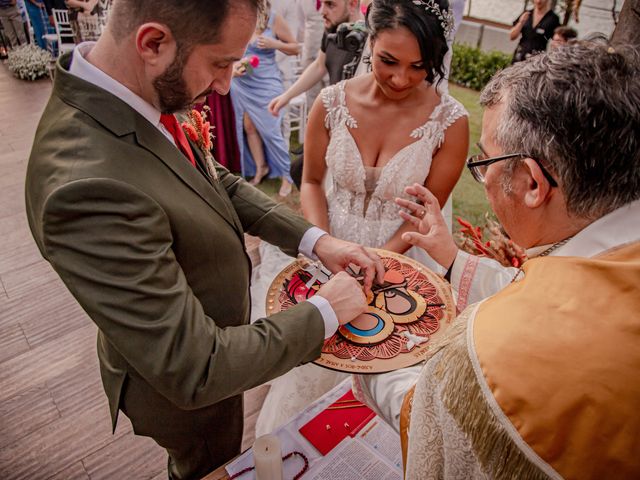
[371,26,427,100]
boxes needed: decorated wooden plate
[265,249,456,374]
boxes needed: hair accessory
[411,0,455,40]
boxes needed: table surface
[202,464,230,480]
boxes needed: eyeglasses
[466,145,558,187]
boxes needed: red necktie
[160,113,196,167]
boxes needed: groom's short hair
[109,0,260,47]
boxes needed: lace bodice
[321,81,467,248]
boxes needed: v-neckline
[335,83,447,201]
[532,9,552,29]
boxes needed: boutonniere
[181,107,218,180]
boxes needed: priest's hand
[396,183,458,270]
[313,236,385,294]
[316,272,367,325]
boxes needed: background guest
[65,0,110,42]
[273,0,301,146]
[269,0,364,189]
[268,0,363,116]
[550,25,578,49]
[24,0,52,49]
[510,0,559,63]
[0,0,27,48]
[231,0,300,196]
[297,0,327,107]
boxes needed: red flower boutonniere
[181,107,217,180]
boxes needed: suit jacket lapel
[187,136,244,234]
[53,54,242,235]
[133,118,243,235]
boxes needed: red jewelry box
[298,390,376,456]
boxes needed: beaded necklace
[511,236,574,282]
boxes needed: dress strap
[321,81,358,130]
[267,11,276,29]
[410,94,468,140]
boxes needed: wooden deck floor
[0,63,267,480]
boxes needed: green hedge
[449,43,512,91]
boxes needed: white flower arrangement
[7,44,53,81]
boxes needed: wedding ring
[418,210,425,219]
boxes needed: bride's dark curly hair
[365,0,450,86]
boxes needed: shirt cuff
[307,295,339,339]
[299,226,328,260]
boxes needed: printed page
[356,418,402,471]
[305,439,401,480]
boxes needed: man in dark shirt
[319,18,364,84]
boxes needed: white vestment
[354,199,640,434]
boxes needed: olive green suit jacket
[25,55,325,452]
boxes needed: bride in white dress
[252,0,469,436]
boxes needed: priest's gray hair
[480,41,640,220]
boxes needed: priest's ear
[522,157,555,208]
[135,22,177,71]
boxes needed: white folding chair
[288,93,308,141]
[50,9,75,56]
[20,6,36,46]
[292,53,304,78]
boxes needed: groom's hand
[313,236,385,294]
[316,272,367,325]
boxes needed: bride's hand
[396,183,458,269]
[313,236,385,294]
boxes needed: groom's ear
[135,22,177,71]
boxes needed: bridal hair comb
[411,0,455,40]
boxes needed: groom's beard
[153,48,211,114]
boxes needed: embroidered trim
[321,81,358,130]
[456,255,479,314]
[466,309,563,480]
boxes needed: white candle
[253,434,284,480]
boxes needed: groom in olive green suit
[25,1,383,478]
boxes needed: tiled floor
[0,63,267,480]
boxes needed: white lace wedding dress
[252,81,467,436]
